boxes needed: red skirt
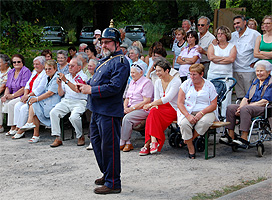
[145,103,177,152]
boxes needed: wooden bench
[171,121,230,160]
[205,121,230,160]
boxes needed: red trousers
[145,103,177,152]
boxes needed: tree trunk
[220,0,226,8]
[93,1,113,31]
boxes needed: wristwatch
[65,80,69,84]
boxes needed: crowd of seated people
[0,14,271,159]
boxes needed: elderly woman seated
[220,60,272,146]
[128,46,148,73]
[12,56,47,139]
[120,62,154,152]
[177,64,218,159]
[12,60,61,142]
[139,57,181,156]
[0,54,32,135]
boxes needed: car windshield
[82,27,93,32]
[44,27,62,32]
[125,26,144,33]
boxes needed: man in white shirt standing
[50,56,88,147]
[230,15,261,99]
[196,16,215,78]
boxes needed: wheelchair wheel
[169,133,177,147]
[257,143,265,157]
[232,145,239,152]
[194,137,205,152]
[174,134,184,148]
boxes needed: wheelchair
[229,102,272,157]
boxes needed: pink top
[178,45,201,77]
[126,76,154,108]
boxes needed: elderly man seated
[49,56,88,147]
[120,62,154,152]
[220,60,272,146]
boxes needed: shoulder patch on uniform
[120,55,124,64]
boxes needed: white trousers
[0,97,21,126]
[14,101,29,128]
[178,112,215,141]
[50,98,87,138]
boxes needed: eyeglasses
[101,40,113,45]
[262,22,272,25]
[45,67,53,71]
[13,61,22,64]
[197,24,205,27]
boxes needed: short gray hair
[72,55,83,67]
[0,54,11,65]
[57,50,68,59]
[198,16,211,25]
[128,46,140,56]
[77,52,89,63]
[254,60,272,72]
[182,19,191,26]
[33,56,46,66]
[89,59,98,67]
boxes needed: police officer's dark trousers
[90,112,121,189]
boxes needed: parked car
[42,26,68,44]
[159,28,176,48]
[79,26,94,44]
[125,25,147,47]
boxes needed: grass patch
[192,177,267,200]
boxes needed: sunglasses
[131,64,143,71]
[197,24,205,27]
[13,61,22,64]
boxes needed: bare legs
[184,130,199,158]
[15,105,40,137]
[144,136,158,148]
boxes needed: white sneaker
[86,142,93,150]
[5,129,17,136]
[20,123,36,131]
[0,127,4,133]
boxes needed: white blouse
[177,78,217,124]
[154,76,181,110]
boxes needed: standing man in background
[196,16,215,78]
[230,15,261,99]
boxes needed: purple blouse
[6,66,32,94]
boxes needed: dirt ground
[0,127,271,200]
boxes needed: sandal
[5,129,17,136]
[28,136,40,143]
[12,132,25,139]
[188,153,196,159]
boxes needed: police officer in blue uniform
[79,27,130,194]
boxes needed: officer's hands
[79,84,92,94]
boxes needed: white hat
[94,29,101,35]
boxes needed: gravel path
[0,127,271,200]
